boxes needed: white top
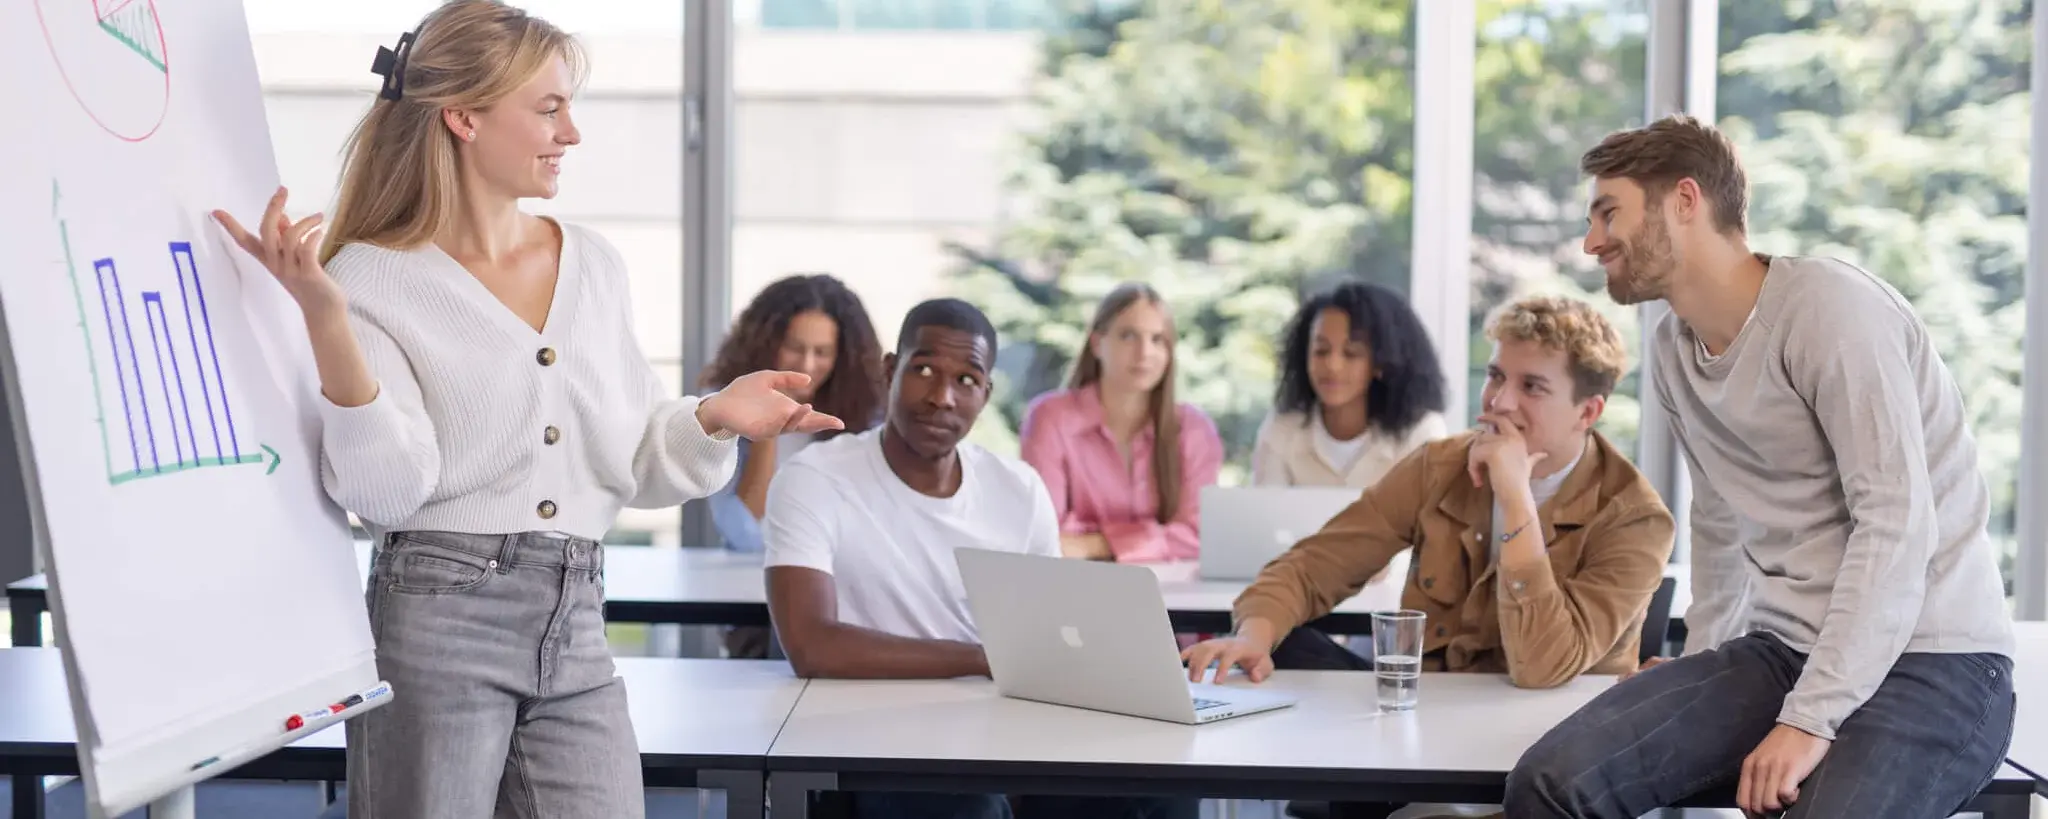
[1308,408,1374,476]
[1251,409,1449,488]
[762,429,1060,643]
[317,220,738,540]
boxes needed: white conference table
[8,544,1692,646]
[764,667,2038,819]
[0,650,806,819]
[4,624,2038,819]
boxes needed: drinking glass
[1371,610,1426,711]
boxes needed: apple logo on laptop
[1273,529,1297,548]
[1060,625,1085,649]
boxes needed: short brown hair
[1484,295,1629,401]
[1580,114,1748,235]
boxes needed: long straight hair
[319,1,585,263]
[1068,282,1182,524]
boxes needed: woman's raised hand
[213,186,344,317]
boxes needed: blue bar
[96,258,156,472]
[145,294,199,464]
[171,242,239,458]
[171,243,224,462]
[141,293,185,467]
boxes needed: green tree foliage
[952,0,1654,471]
[1716,0,2030,580]
[953,0,1417,477]
[953,0,2029,583]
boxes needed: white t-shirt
[1310,408,1374,476]
[762,429,1061,643]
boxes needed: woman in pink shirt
[1020,282,1224,564]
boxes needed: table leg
[13,774,46,819]
[10,596,43,647]
[698,769,764,819]
[766,772,837,819]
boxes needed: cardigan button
[537,500,558,520]
[536,347,558,366]
[543,425,561,445]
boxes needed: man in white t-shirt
[765,299,1194,819]
[764,298,1050,819]
[765,298,1059,682]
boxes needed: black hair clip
[370,29,419,101]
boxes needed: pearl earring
[466,130,476,141]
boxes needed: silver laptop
[1198,486,1360,580]
[956,547,1296,725]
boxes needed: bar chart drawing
[54,181,277,484]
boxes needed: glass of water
[1371,610,1426,711]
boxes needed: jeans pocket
[386,535,496,595]
[1957,651,2014,681]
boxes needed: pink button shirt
[1018,387,1224,563]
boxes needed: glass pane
[1469,0,1650,455]
[1717,0,2030,600]
[253,2,686,548]
[732,0,1418,480]
[760,0,845,29]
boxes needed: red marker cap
[285,715,305,731]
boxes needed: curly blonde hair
[1484,295,1628,401]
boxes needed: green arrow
[262,444,280,475]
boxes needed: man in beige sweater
[1506,115,2015,819]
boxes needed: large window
[1469,0,1649,454]
[249,1,686,546]
[731,0,1419,480]
[1716,0,2031,598]
[750,0,1060,30]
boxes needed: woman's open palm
[700,371,847,441]
[213,186,343,316]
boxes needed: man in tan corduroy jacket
[1184,295,1675,691]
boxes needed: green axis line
[109,454,269,485]
[54,181,118,484]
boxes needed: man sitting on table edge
[1182,295,1675,819]
[762,297,1195,819]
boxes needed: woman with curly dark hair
[702,273,886,556]
[1254,281,1451,488]
[703,274,883,658]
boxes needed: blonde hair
[319,1,585,263]
[1069,282,1183,524]
[1484,295,1628,401]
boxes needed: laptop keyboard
[1191,697,1227,711]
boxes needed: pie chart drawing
[34,0,171,142]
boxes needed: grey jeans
[346,531,642,819]
[1504,631,2015,818]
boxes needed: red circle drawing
[34,0,172,143]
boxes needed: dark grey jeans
[346,531,642,819]
[1504,631,2015,818]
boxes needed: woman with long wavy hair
[1018,282,1222,564]
[212,2,838,815]
[701,273,884,657]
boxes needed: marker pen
[283,708,332,732]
